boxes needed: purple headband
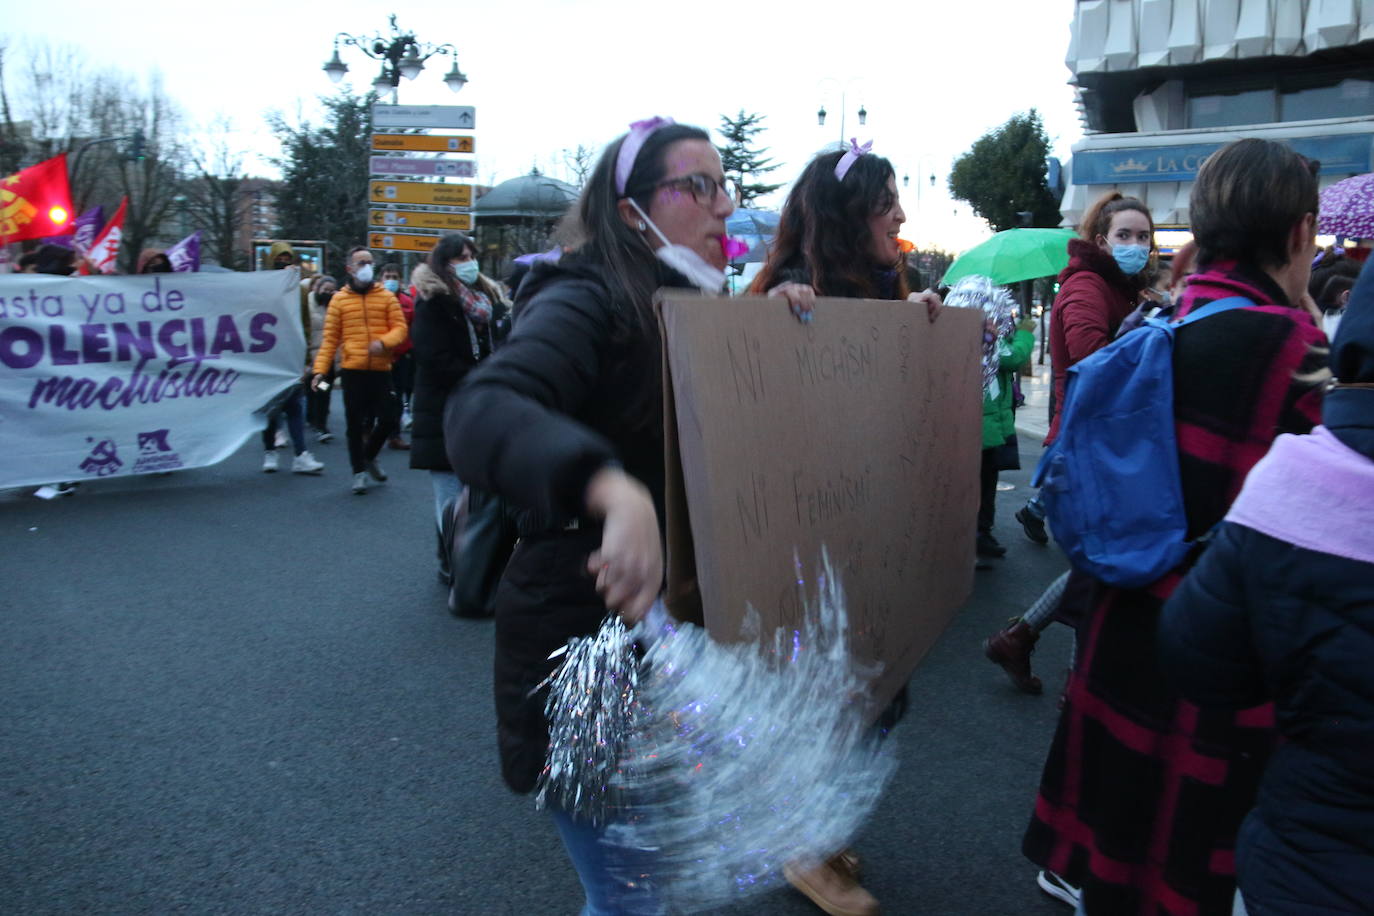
[616,116,675,197]
[834,138,873,182]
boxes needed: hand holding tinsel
[943,275,1019,394]
[534,551,895,913]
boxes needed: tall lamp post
[815,78,867,146]
[321,14,467,103]
[902,154,941,210]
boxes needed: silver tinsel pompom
[605,550,896,912]
[533,613,641,827]
[943,274,1019,393]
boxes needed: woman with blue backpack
[1021,139,1329,915]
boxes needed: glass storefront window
[1187,88,1275,128]
[1281,78,1374,122]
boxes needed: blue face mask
[382,279,399,293]
[1111,244,1150,276]
[452,261,480,285]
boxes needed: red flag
[0,153,75,243]
[87,197,128,274]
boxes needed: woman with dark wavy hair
[750,140,939,916]
[751,141,939,322]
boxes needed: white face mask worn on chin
[627,198,724,295]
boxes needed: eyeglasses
[655,173,734,206]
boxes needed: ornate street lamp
[321,15,467,102]
[815,78,867,145]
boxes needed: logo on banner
[133,428,183,472]
[0,183,40,237]
[79,437,123,476]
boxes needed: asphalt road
[2,430,1074,916]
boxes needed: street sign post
[369,209,472,231]
[371,104,476,130]
[369,180,472,207]
[372,134,474,153]
[369,231,442,253]
[369,157,478,178]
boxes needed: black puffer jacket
[444,253,675,793]
[1160,433,1374,915]
[407,264,507,472]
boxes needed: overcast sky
[6,0,1084,252]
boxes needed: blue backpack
[1031,297,1252,587]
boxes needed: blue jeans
[549,810,661,916]
[430,471,461,531]
[263,385,307,455]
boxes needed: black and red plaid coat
[1023,262,1327,916]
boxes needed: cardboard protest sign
[659,294,983,713]
[0,270,303,488]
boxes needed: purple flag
[71,206,104,254]
[166,231,201,272]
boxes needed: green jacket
[982,327,1035,448]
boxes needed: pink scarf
[1226,426,1374,566]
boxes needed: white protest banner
[0,270,304,488]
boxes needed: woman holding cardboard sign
[747,139,945,916]
[445,116,752,914]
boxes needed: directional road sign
[369,157,478,178]
[369,180,472,207]
[371,104,476,130]
[369,209,472,232]
[369,231,443,253]
[372,134,474,153]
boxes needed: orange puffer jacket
[312,283,409,374]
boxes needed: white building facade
[1062,0,1374,234]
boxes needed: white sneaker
[292,451,324,475]
[262,451,279,473]
[274,430,288,449]
[365,459,387,482]
[352,472,367,494]
[1037,870,1082,908]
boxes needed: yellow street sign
[372,134,475,153]
[369,231,442,253]
[369,209,472,231]
[369,180,472,207]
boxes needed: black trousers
[306,370,332,431]
[340,369,400,473]
[391,353,415,408]
[978,447,999,534]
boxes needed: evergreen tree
[716,110,783,209]
[947,110,1061,232]
[268,89,374,266]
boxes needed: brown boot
[784,855,880,916]
[983,618,1044,695]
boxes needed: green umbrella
[941,228,1078,287]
